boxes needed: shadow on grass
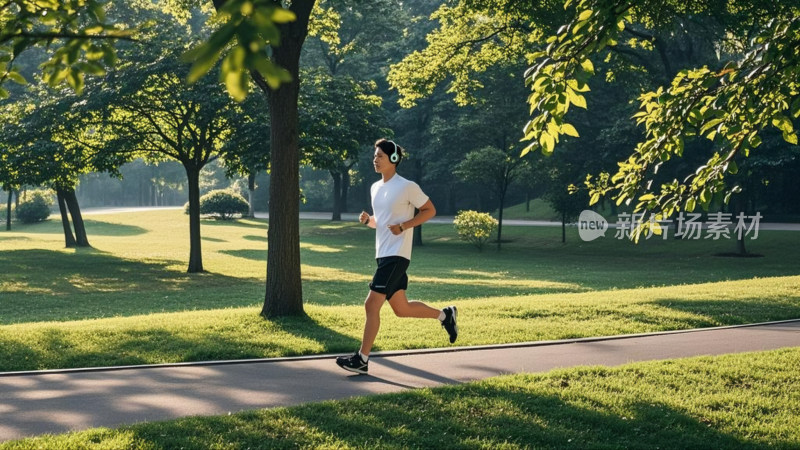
[242,234,268,242]
[220,249,266,260]
[119,384,763,449]
[0,249,261,325]
[200,218,267,229]
[651,298,800,325]
[6,219,147,237]
[502,297,800,334]
[0,313,361,372]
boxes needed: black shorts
[369,256,410,300]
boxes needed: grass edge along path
[2,347,799,449]
[1,275,799,372]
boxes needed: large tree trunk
[185,166,204,273]
[247,171,256,218]
[64,189,90,247]
[330,170,342,221]
[56,190,77,247]
[5,189,12,231]
[260,1,314,318]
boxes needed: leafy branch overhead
[523,0,800,237]
[183,0,297,101]
[0,0,130,97]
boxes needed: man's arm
[388,199,436,235]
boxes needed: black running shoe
[336,352,368,374]
[442,306,458,343]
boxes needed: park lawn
[1,274,799,371]
[2,347,799,449]
[2,209,799,324]
[1,209,800,371]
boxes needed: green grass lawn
[1,209,799,371]
[3,347,799,449]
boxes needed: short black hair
[374,138,403,166]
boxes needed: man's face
[373,147,390,173]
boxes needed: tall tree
[67,50,241,272]
[194,0,318,317]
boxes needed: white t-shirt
[370,174,429,260]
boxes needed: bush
[197,189,249,220]
[15,191,54,224]
[453,210,498,251]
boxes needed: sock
[359,351,369,362]
[438,310,446,321]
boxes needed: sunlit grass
[1,275,799,372]
[1,209,799,371]
[4,347,799,449]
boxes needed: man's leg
[389,290,459,344]
[387,290,441,319]
[359,290,387,357]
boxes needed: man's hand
[359,211,370,225]
[388,224,405,235]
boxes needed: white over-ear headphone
[389,141,400,163]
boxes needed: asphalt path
[1,320,799,442]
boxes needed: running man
[336,138,458,375]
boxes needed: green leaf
[700,118,723,136]
[271,8,297,23]
[772,115,793,134]
[580,58,594,74]
[686,197,696,212]
[186,44,223,83]
[102,47,117,66]
[6,71,27,85]
[791,97,800,119]
[783,132,798,145]
[571,93,587,109]
[577,9,593,21]
[539,131,555,155]
[225,69,248,102]
[253,57,292,90]
[561,123,579,137]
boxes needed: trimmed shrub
[15,191,53,224]
[198,189,249,220]
[453,210,498,251]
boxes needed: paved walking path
[1,320,799,442]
